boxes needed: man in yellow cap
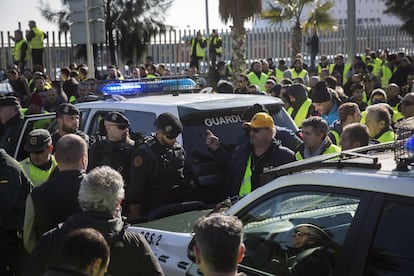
[224,112,295,198]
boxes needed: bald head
[401,92,414,119]
[55,134,88,170]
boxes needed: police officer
[88,112,134,214]
[19,129,57,188]
[128,113,198,217]
[51,103,92,151]
[0,149,33,276]
[0,96,24,158]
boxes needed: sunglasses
[250,128,267,133]
[401,100,414,106]
[32,148,46,154]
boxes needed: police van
[14,76,298,205]
[128,129,414,276]
[75,78,298,205]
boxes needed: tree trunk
[106,0,116,65]
[231,16,246,82]
[291,23,302,62]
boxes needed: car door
[345,192,414,276]
[14,113,57,160]
[230,185,373,276]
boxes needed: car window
[364,199,414,276]
[15,114,58,160]
[81,109,157,141]
[180,108,290,164]
[237,191,360,275]
[124,110,157,137]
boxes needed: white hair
[78,166,125,214]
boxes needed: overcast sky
[0,0,234,33]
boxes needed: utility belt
[0,228,24,240]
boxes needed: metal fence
[1,25,413,80]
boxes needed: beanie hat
[312,81,332,103]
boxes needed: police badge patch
[30,137,38,145]
[133,155,143,167]
[63,105,69,113]
[111,113,117,122]
[164,125,172,133]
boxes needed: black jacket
[88,139,134,185]
[30,170,84,239]
[0,113,24,158]
[23,211,164,276]
[224,139,296,198]
[0,149,32,230]
[128,138,198,215]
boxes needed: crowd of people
[2,21,414,275]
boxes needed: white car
[128,139,414,276]
[75,86,299,205]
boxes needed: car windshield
[237,191,361,275]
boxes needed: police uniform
[88,112,134,214]
[128,113,198,216]
[0,96,24,158]
[0,149,33,275]
[51,103,92,151]
[19,129,57,187]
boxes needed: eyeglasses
[250,128,267,133]
[364,79,374,83]
[294,230,311,237]
[401,100,414,106]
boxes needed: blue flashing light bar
[99,78,197,96]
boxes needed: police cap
[0,96,20,107]
[56,103,80,117]
[104,111,130,126]
[24,129,52,152]
[155,112,183,139]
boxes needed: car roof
[227,143,414,214]
[75,93,285,112]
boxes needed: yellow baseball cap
[243,112,275,129]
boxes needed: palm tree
[38,0,171,65]
[262,0,336,61]
[218,0,262,80]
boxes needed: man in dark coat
[23,134,87,253]
[224,112,296,198]
[23,166,164,276]
[0,96,24,159]
[0,149,32,276]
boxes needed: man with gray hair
[296,116,341,159]
[23,166,164,276]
